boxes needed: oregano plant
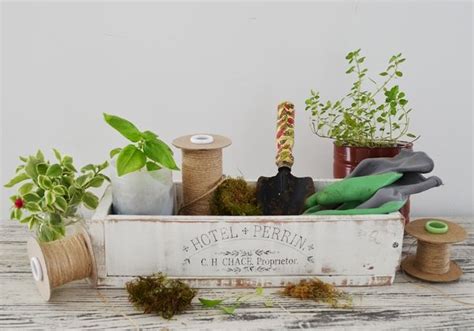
[305,49,419,147]
[4,150,109,242]
[104,113,179,176]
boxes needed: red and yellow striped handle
[276,101,295,169]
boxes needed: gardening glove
[348,149,434,177]
[304,172,402,208]
[356,173,443,209]
[305,200,407,216]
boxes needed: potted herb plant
[104,113,179,215]
[4,149,108,242]
[305,49,418,178]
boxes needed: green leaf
[220,306,236,315]
[46,164,62,177]
[20,215,33,224]
[82,191,99,210]
[25,157,39,179]
[54,196,68,212]
[80,164,96,173]
[103,113,142,142]
[52,185,66,195]
[406,133,417,138]
[97,160,109,172]
[379,72,388,76]
[53,148,62,162]
[110,148,122,159]
[4,172,29,188]
[141,130,159,141]
[36,163,48,175]
[198,298,224,308]
[19,182,34,195]
[37,175,53,190]
[45,190,56,205]
[143,139,179,170]
[88,176,105,188]
[76,174,92,187]
[25,202,42,213]
[117,145,146,176]
[146,161,161,171]
[395,71,403,77]
[255,287,264,295]
[36,150,45,162]
[13,208,22,220]
[23,192,41,202]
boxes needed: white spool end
[27,237,52,301]
[30,257,43,281]
[190,134,214,145]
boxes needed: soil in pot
[333,142,413,222]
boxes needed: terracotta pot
[333,142,413,223]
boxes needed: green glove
[304,172,403,208]
[305,200,407,216]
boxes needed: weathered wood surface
[1,217,473,330]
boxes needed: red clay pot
[333,142,413,223]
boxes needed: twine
[415,241,451,274]
[180,148,223,215]
[402,239,474,307]
[41,232,92,288]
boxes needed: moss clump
[282,278,352,308]
[210,177,262,216]
[126,273,197,319]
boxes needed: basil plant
[4,149,109,242]
[104,113,179,176]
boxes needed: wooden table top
[1,217,473,330]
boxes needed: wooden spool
[27,229,97,301]
[173,134,231,215]
[401,218,467,282]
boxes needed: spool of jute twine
[27,228,97,301]
[173,134,231,215]
[401,218,467,282]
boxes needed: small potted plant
[305,49,418,178]
[104,113,179,215]
[4,149,108,242]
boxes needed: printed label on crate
[104,219,403,277]
[181,224,315,274]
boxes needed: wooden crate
[88,180,405,288]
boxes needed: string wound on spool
[173,134,232,215]
[401,218,467,283]
[27,229,97,301]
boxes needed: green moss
[126,273,197,319]
[210,177,262,216]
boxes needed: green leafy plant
[104,113,179,176]
[305,49,419,147]
[199,287,273,315]
[4,149,109,242]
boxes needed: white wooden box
[88,180,405,288]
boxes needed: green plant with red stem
[4,149,109,242]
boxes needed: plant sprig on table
[199,287,273,315]
[4,149,109,242]
[104,113,179,176]
[305,49,419,147]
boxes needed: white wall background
[1,1,472,218]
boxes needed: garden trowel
[256,102,315,215]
